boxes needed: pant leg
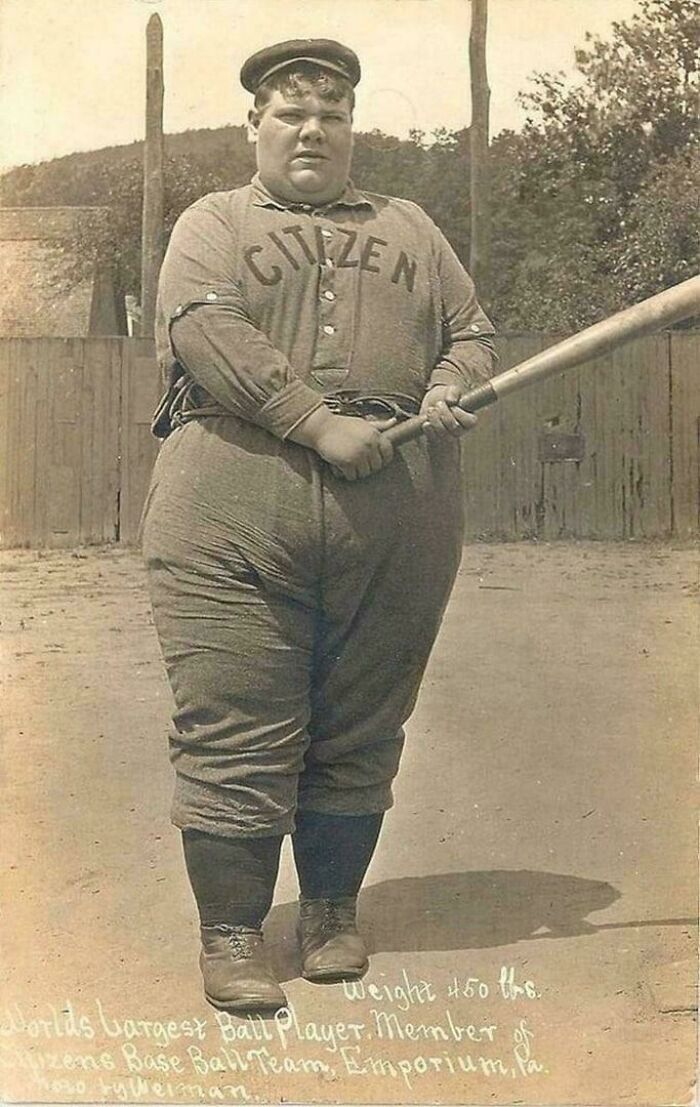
[298,436,465,815]
[141,418,321,838]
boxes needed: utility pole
[140,13,164,337]
[469,0,491,303]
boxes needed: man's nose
[299,116,324,141]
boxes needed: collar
[250,173,375,213]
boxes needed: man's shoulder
[358,189,437,227]
[178,184,254,223]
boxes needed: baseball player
[141,37,495,1014]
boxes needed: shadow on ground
[265,868,623,983]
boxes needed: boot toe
[302,933,369,982]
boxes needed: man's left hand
[420,384,478,437]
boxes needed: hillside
[0,124,470,305]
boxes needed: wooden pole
[469,0,491,303]
[140,13,164,337]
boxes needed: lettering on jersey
[243,225,418,292]
[391,251,417,293]
[244,245,281,286]
[336,228,359,268]
[268,232,300,270]
[281,225,317,264]
[360,236,388,273]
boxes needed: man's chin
[288,168,343,200]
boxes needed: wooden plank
[463,334,551,539]
[46,339,83,547]
[583,350,618,537]
[32,338,53,545]
[0,342,13,546]
[615,336,670,538]
[78,337,120,544]
[539,367,585,539]
[637,335,672,537]
[497,337,537,539]
[3,341,25,546]
[15,342,39,546]
[119,337,161,544]
[0,338,10,542]
[577,337,671,538]
[671,332,700,537]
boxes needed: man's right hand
[289,406,395,481]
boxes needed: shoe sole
[204,991,287,1014]
[302,960,369,984]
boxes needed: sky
[0,0,643,172]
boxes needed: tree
[491,0,700,329]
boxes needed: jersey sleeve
[156,196,325,439]
[428,224,496,390]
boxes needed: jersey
[155,173,496,441]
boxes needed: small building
[0,207,126,336]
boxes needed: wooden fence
[0,338,160,548]
[462,331,699,539]
[0,334,697,547]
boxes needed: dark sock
[292,811,384,900]
[182,830,283,929]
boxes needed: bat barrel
[383,273,700,447]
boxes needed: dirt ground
[1,540,697,1107]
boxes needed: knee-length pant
[141,416,464,838]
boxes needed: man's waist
[152,374,422,439]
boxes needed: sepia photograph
[0,0,698,1104]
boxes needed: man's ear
[247,109,260,144]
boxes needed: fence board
[45,340,84,545]
[119,338,161,545]
[580,337,671,538]
[671,332,700,537]
[463,335,553,539]
[539,367,584,539]
[33,338,54,544]
[0,343,14,545]
[14,343,39,547]
[79,338,121,544]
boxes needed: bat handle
[383,380,499,446]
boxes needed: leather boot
[200,924,287,1012]
[298,897,369,983]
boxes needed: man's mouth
[293,151,328,162]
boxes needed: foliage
[493,0,700,328]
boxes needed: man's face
[249,87,354,205]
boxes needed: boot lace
[211,925,260,959]
[321,899,355,936]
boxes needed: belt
[152,376,421,439]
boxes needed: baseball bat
[384,273,700,446]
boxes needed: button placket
[311,217,353,373]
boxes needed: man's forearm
[170,306,325,440]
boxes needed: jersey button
[322,324,336,335]
[322,291,336,301]
[321,228,333,239]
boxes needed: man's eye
[279,113,303,123]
